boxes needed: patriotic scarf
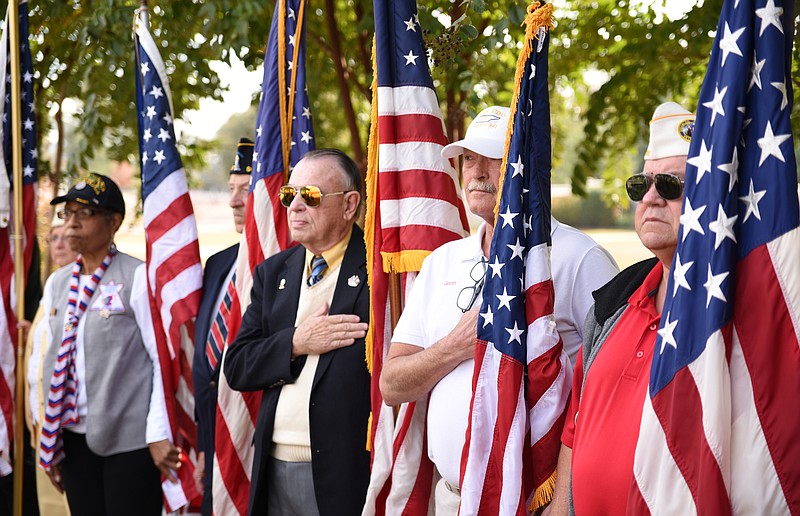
[40,247,116,469]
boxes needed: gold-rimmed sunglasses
[278,185,352,208]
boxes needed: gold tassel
[276,0,289,178]
[366,411,374,452]
[380,250,430,274]
[284,0,307,158]
[363,36,380,453]
[493,1,555,221]
[529,469,557,512]
[364,35,380,375]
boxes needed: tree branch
[353,1,373,103]
[323,0,365,168]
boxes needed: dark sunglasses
[625,173,685,202]
[279,185,351,208]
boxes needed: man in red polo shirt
[546,102,696,515]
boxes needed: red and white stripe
[363,80,469,514]
[235,173,288,314]
[363,274,439,516]
[143,164,203,512]
[630,227,800,515]
[0,266,16,477]
[375,85,469,245]
[212,159,288,515]
[0,189,33,477]
[459,244,571,515]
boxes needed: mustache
[466,180,497,195]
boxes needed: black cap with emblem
[231,138,254,175]
[50,172,126,215]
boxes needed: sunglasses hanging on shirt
[456,258,488,313]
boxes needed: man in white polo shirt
[380,106,619,513]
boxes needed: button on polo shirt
[562,262,663,516]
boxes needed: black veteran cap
[51,172,126,215]
[231,138,255,175]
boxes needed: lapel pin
[278,278,286,290]
[100,308,111,319]
[347,275,361,287]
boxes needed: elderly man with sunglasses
[547,102,695,516]
[224,148,371,516]
[380,106,619,514]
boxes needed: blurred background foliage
[23,0,800,207]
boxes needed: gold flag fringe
[530,469,558,512]
[381,250,429,274]
[363,36,380,452]
[364,35,380,377]
[277,0,307,180]
[494,1,555,222]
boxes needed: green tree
[196,104,258,191]
[28,0,800,203]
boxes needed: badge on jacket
[91,282,126,316]
[347,275,360,287]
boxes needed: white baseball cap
[644,102,695,160]
[441,106,510,159]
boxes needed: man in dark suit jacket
[192,137,253,516]
[225,148,370,516]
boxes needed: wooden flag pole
[9,0,25,514]
[387,273,403,330]
[387,272,403,419]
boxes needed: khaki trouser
[434,477,461,516]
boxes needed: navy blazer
[224,226,370,516]
[193,243,238,515]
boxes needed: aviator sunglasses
[625,173,685,202]
[279,185,352,208]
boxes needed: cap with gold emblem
[50,172,126,215]
[645,102,696,160]
[230,137,255,175]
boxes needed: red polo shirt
[561,262,663,515]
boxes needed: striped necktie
[308,255,327,286]
[206,272,236,370]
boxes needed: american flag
[213,0,313,513]
[361,0,470,513]
[459,4,571,514]
[629,0,800,513]
[134,12,203,512]
[0,0,36,477]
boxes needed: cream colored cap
[442,106,511,159]
[644,102,695,160]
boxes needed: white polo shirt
[391,219,618,486]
